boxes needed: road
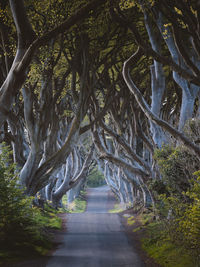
[46,186,144,267]
[6,186,144,267]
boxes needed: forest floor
[2,187,160,267]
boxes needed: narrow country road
[46,186,144,267]
[6,186,145,267]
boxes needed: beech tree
[92,0,200,206]
[0,0,112,197]
[1,0,200,210]
[0,0,108,164]
[112,0,200,157]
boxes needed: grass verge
[124,211,197,267]
[0,208,62,265]
[109,203,125,213]
[142,221,197,267]
[60,192,87,213]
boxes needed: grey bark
[156,12,200,131]
[0,0,108,129]
[122,47,200,158]
[143,5,167,147]
[52,146,93,208]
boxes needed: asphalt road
[46,186,144,267]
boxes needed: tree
[1,0,200,213]
[113,1,200,158]
[0,0,108,129]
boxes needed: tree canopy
[0,3,200,256]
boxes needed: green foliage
[127,216,135,226]
[60,192,86,213]
[139,214,196,267]
[119,0,135,10]
[159,172,200,260]
[184,118,200,144]
[87,166,105,188]
[0,144,61,259]
[109,203,125,213]
[143,227,195,267]
[27,0,71,35]
[148,144,200,264]
[153,145,199,198]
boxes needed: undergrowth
[60,192,87,213]
[0,144,62,262]
[135,142,200,266]
[142,220,197,267]
[125,211,197,267]
[109,203,126,213]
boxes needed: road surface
[46,186,144,267]
[6,186,144,267]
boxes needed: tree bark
[0,0,108,128]
[122,47,200,158]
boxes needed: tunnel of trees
[1,0,200,261]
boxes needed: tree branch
[123,47,200,158]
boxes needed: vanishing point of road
[47,185,144,267]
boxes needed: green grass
[0,207,62,263]
[127,216,136,226]
[143,231,196,266]
[71,197,87,213]
[142,221,197,267]
[39,203,63,229]
[60,194,87,213]
[124,212,198,267]
[109,203,125,213]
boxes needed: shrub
[154,145,199,198]
[143,172,200,266]
[144,121,200,265]
[184,118,200,144]
[152,143,200,262]
[176,171,200,254]
[0,144,58,257]
[159,172,200,261]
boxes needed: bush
[144,121,200,265]
[152,143,200,263]
[143,173,200,266]
[158,172,200,262]
[184,118,200,144]
[154,145,199,198]
[0,144,60,258]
